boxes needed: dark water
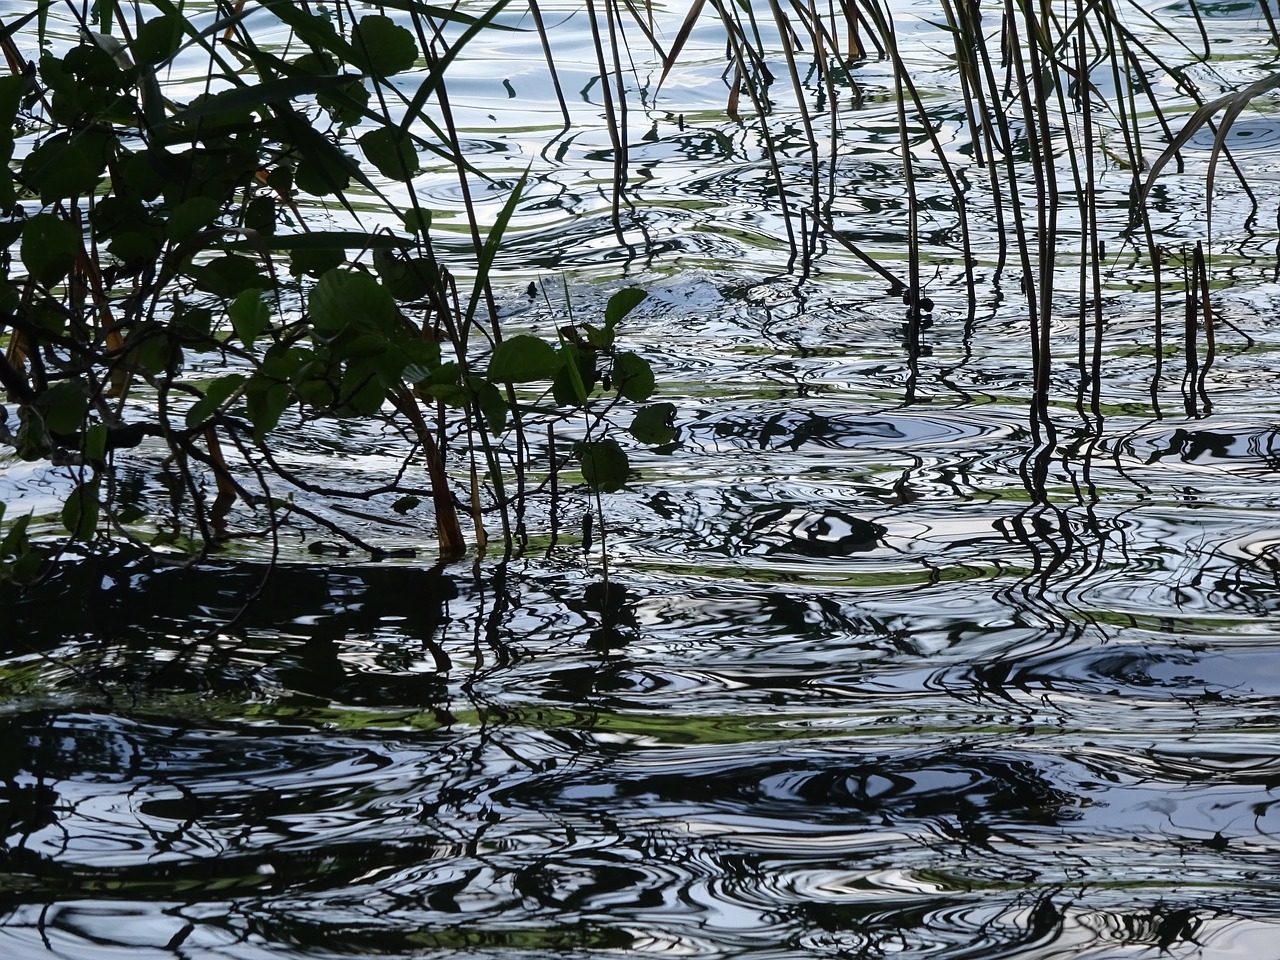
[7,0,1280,956]
[6,539,1280,960]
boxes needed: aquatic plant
[0,0,673,571]
[2,0,1274,572]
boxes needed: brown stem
[392,388,465,558]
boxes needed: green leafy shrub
[0,1,670,563]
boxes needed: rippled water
[6,0,1280,957]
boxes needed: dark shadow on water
[4,547,460,705]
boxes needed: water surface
[4,0,1280,957]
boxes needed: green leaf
[290,247,346,278]
[629,402,677,444]
[38,52,74,96]
[63,41,125,85]
[341,378,388,416]
[121,150,169,201]
[91,195,151,236]
[0,75,22,208]
[0,221,23,254]
[316,77,369,126]
[185,374,246,429]
[291,51,336,78]
[605,287,647,328]
[293,139,360,197]
[0,74,23,160]
[107,231,162,266]
[341,333,395,360]
[20,213,78,287]
[350,15,418,76]
[168,75,361,123]
[229,288,270,346]
[62,479,100,540]
[175,305,214,345]
[423,361,460,387]
[359,126,418,180]
[134,14,182,66]
[40,380,88,436]
[8,548,41,582]
[400,339,442,383]
[469,376,508,433]
[246,378,293,441]
[2,506,40,580]
[402,208,432,237]
[310,269,398,336]
[575,438,630,493]
[47,44,136,125]
[373,248,429,301]
[116,506,146,524]
[611,351,655,402]
[295,373,337,408]
[165,195,219,242]
[245,196,276,235]
[487,334,560,383]
[583,322,614,351]
[338,356,394,415]
[189,255,268,299]
[83,423,108,461]
[14,409,50,460]
[392,495,420,514]
[245,349,305,440]
[21,131,107,202]
[423,383,467,407]
[1,512,32,558]
[124,326,181,374]
[552,341,592,406]
[26,302,65,337]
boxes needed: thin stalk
[1193,241,1215,413]
[765,0,822,218]
[1261,0,1280,51]
[963,0,1014,274]
[1075,36,1104,425]
[712,0,799,258]
[1150,253,1163,416]
[890,36,978,317]
[527,0,572,128]
[421,38,499,334]
[940,0,988,168]
[1182,246,1198,416]
[977,1,1041,437]
[583,0,631,236]
[604,0,633,205]
[392,389,466,558]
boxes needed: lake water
[4,0,1280,957]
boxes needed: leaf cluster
[0,0,674,562]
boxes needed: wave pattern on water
[6,268,1280,956]
[7,0,1280,958]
